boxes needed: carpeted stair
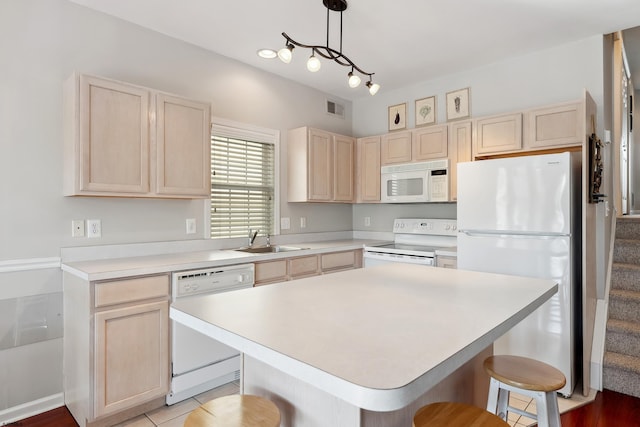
[603,217,640,398]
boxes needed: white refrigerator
[457,152,580,397]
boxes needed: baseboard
[0,393,64,425]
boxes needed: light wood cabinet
[525,101,582,149]
[412,125,448,161]
[356,136,381,202]
[474,113,523,156]
[448,120,472,201]
[380,131,412,165]
[254,249,363,286]
[64,273,170,426]
[288,127,355,203]
[64,73,211,198]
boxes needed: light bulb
[366,81,380,96]
[257,49,277,59]
[307,53,321,72]
[278,45,293,64]
[348,72,361,88]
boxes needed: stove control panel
[393,218,457,236]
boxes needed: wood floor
[6,389,640,426]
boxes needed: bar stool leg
[486,377,509,421]
[533,391,551,427]
[546,391,561,427]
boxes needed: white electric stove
[363,218,457,267]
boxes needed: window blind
[210,135,275,239]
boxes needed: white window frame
[207,117,280,239]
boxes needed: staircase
[603,217,640,398]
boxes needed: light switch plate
[281,217,290,230]
[186,218,196,234]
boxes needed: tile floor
[506,388,597,427]
[113,382,240,427]
[111,381,596,427]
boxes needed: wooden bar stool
[184,395,280,427]
[413,402,509,427]
[483,355,566,427]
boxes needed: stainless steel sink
[234,245,307,254]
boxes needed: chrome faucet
[248,229,259,247]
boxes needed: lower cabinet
[254,249,363,286]
[64,273,170,427]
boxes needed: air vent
[326,100,345,118]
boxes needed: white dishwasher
[167,263,254,405]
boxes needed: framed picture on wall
[388,103,407,131]
[415,96,436,127]
[446,87,471,121]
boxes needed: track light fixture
[277,0,379,95]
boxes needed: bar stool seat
[413,402,509,427]
[184,394,280,427]
[484,355,566,427]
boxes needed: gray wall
[0,0,356,416]
[0,0,616,419]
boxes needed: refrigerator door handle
[459,230,571,238]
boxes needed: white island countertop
[171,263,557,412]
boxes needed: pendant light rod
[281,32,374,79]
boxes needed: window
[210,119,278,239]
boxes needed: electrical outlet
[364,216,371,227]
[281,217,290,230]
[300,217,307,228]
[86,219,101,238]
[72,220,85,237]
[186,218,196,234]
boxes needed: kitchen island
[171,264,557,427]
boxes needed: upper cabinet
[526,101,583,149]
[356,136,381,203]
[64,73,211,198]
[412,125,448,161]
[448,120,472,202]
[380,131,412,165]
[288,127,355,203]
[474,112,523,156]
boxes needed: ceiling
[69,0,640,101]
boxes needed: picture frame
[446,87,471,121]
[415,96,436,127]
[388,103,407,131]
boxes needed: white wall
[353,36,605,138]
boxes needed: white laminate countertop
[60,239,386,281]
[170,264,557,411]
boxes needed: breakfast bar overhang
[170,264,557,426]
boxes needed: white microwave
[380,160,449,203]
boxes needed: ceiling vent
[326,100,345,119]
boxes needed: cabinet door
[307,129,333,201]
[356,136,381,202]
[255,260,288,286]
[449,121,472,201]
[412,125,448,161]
[94,300,169,418]
[156,94,211,197]
[321,249,362,273]
[526,102,582,149]
[333,135,355,202]
[77,75,150,194]
[381,131,412,165]
[474,113,522,155]
[289,255,320,280]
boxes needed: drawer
[321,250,357,271]
[255,260,288,284]
[289,255,319,278]
[94,275,169,308]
